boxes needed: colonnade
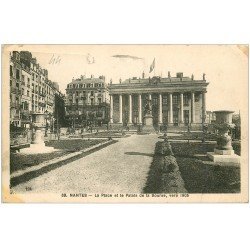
[109,92,206,125]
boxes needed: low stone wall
[144,140,187,193]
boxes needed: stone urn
[207,110,240,165]
[213,111,235,151]
[19,113,56,154]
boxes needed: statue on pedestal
[145,98,152,115]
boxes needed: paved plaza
[12,134,160,193]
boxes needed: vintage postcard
[1,44,248,203]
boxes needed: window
[27,91,30,97]
[173,110,179,126]
[22,75,25,82]
[10,65,13,77]
[91,91,94,96]
[76,91,78,96]
[195,93,200,102]
[173,95,179,105]
[152,97,158,106]
[16,69,20,80]
[184,94,189,106]
[163,97,167,105]
[98,97,102,104]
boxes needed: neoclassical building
[108,72,209,130]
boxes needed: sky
[8,45,248,113]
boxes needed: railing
[10,102,18,108]
[47,101,54,106]
[20,109,30,115]
[10,131,31,146]
[10,130,59,146]
[11,87,17,93]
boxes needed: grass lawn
[167,132,217,141]
[10,139,106,174]
[73,131,130,139]
[171,142,241,193]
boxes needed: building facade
[65,75,110,127]
[9,51,64,129]
[109,72,209,130]
[10,51,22,127]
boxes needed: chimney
[13,51,20,60]
[176,72,183,78]
[31,57,37,64]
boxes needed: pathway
[12,134,159,193]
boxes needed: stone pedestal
[19,113,56,155]
[207,110,240,166]
[142,114,155,133]
[207,152,240,165]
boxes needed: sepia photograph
[1,44,248,203]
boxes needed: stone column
[180,93,184,123]
[102,91,106,103]
[148,93,152,100]
[128,94,132,124]
[119,94,123,124]
[87,92,90,105]
[110,94,113,124]
[138,94,142,124]
[158,93,163,125]
[191,92,195,123]
[94,92,98,105]
[169,93,173,124]
[202,91,206,123]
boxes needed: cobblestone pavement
[12,134,159,193]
